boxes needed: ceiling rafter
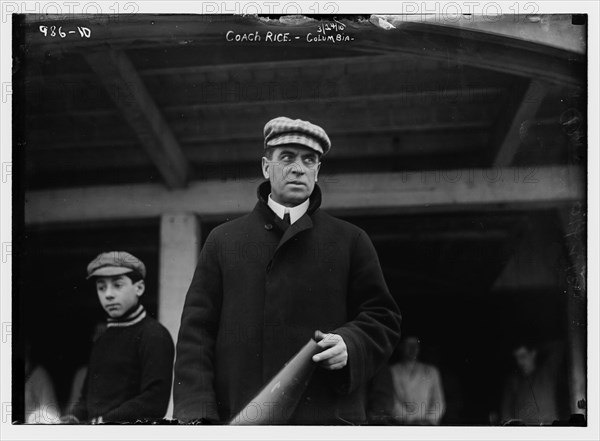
[84,49,190,189]
[491,79,548,167]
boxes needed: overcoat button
[264,223,273,230]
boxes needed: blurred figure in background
[24,344,61,424]
[389,336,446,425]
[368,336,445,425]
[500,339,569,425]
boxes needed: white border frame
[1,1,598,440]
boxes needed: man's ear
[315,161,322,182]
[261,156,270,180]
[135,280,145,297]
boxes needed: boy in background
[62,251,174,423]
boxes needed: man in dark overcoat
[173,116,402,424]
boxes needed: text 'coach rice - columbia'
[173,117,402,424]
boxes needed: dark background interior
[19,208,568,424]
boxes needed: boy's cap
[87,251,146,279]
[264,116,331,156]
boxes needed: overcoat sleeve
[332,229,402,395]
[173,233,223,422]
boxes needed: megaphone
[229,338,321,425]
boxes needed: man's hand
[312,330,348,370]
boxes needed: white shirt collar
[267,194,310,224]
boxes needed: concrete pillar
[158,213,201,419]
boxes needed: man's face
[95,274,144,319]
[513,346,537,376]
[261,145,321,207]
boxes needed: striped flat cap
[86,251,146,279]
[264,116,331,156]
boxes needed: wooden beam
[25,166,583,224]
[26,110,492,150]
[27,86,503,120]
[26,85,499,145]
[27,127,489,159]
[139,53,426,77]
[168,106,491,145]
[84,49,190,189]
[28,129,488,171]
[491,79,547,167]
[26,53,502,92]
[183,129,488,164]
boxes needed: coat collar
[254,181,322,255]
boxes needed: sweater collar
[106,304,146,328]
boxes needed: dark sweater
[72,305,174,423]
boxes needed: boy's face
[95,274,144,319]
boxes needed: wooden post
[158,213,201,419]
